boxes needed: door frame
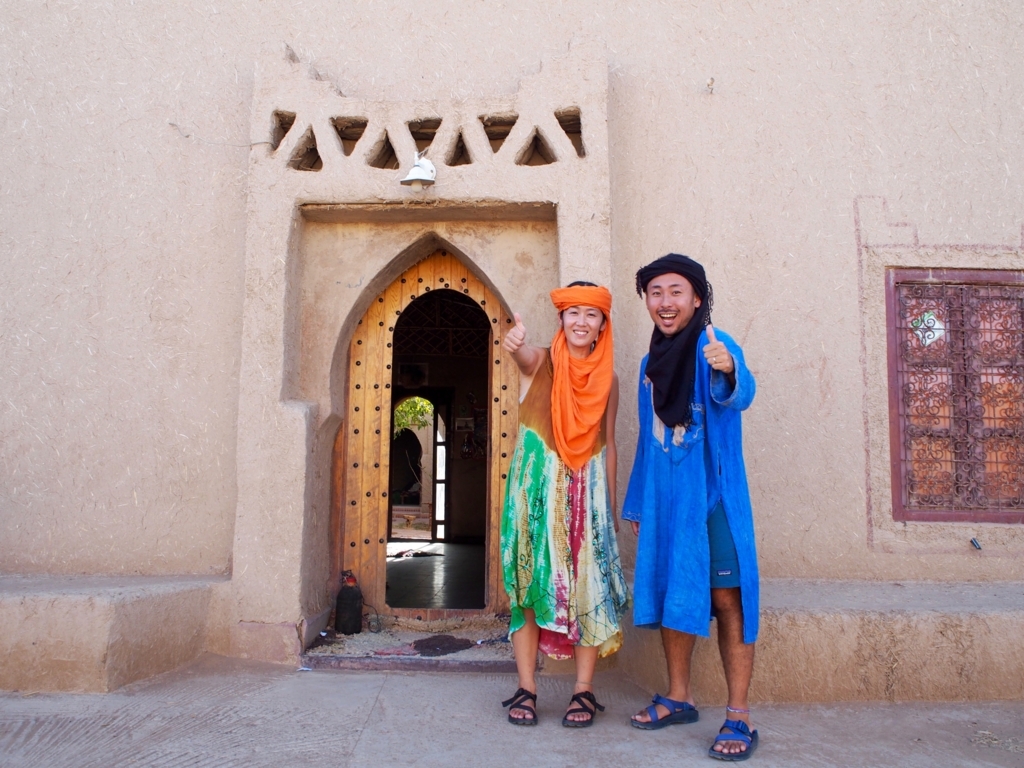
[336,249,518,618]
[429,396,450,544]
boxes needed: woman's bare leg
[566,645,600,723]
[509,609,540,721]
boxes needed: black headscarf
[635,254,713,429]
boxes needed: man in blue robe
[623,254,760,761]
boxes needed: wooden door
[339,250,517,616]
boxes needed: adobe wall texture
[2,1,1022,592]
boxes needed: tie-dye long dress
[501,350,629,660]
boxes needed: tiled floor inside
[385,541,485,609]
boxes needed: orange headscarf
[549,285,614,471]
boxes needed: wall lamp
[400,152,436,192]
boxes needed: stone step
[0,575,224,693]
[301,618,517,673]
[303,655,517,673]
[618,578,1024,703]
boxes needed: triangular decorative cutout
[368,130,399,169]
[331,117,368,156]
[515,128,556,166]
[555,108,585,158]
[408,117,442,153]
[270,111,296,151]
[447,131,472,166]
[288,126,323,171]
[479,114,518,153]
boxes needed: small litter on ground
[411,634,475,657]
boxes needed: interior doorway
[387,396,433,542]
[337,249,518,618]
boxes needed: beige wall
[2,1,1023,595]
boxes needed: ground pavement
[0,654,1021,767]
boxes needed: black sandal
[502,687,538,726]
[561,690,605,728]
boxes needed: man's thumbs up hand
[503,312,528,355]
[702,324,734,374]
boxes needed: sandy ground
[0,654,1021,767]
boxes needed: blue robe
[622,328,759,644]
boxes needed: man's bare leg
[631,627,697,723]
[508,609,539,722]
[711,587,755,755]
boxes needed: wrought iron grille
[393,289,491,358]
[394,326,489,357]
[889,270,1024,523]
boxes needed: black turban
[635,254,713,429]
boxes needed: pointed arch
[328,231,512,415]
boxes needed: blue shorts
[707,502,740,589]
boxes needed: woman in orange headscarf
[499,282,628,729]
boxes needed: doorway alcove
[230,45,611,659]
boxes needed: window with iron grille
[886,268,1024,523]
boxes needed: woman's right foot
[502,687,538,725]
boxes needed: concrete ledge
[620,579,1024,703]
[230,621,303,664]
[0,575,223,693]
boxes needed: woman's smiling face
[560,304,606,357]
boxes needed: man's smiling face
[644,273,701,337]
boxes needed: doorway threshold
[302,617,521,673]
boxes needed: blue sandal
[708,719,758,761]
[630,693,699,730]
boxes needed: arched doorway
[336,249,518,618]
[385,290,492,608]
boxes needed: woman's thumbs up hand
[503,312,527,354]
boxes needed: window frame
[886,267,1024,524]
